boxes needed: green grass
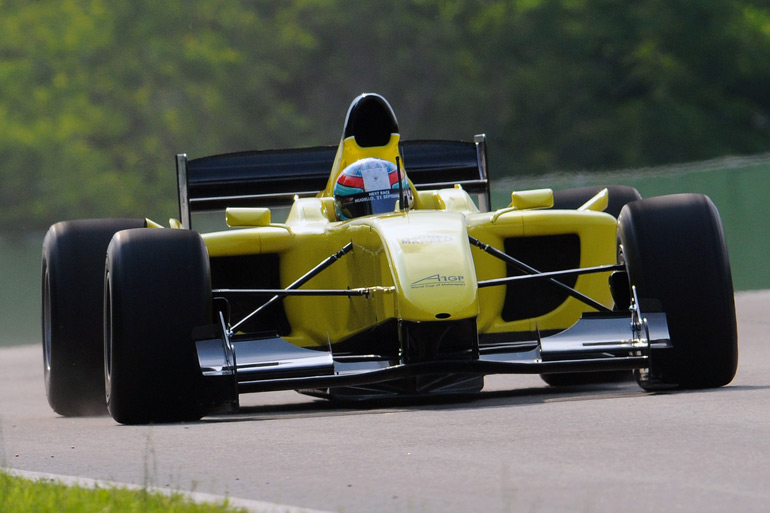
[0,470,248,513]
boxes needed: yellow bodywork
[200,185,618,349]
[193,97,618,349]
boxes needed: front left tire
[618,194,738,389]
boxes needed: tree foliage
[1,0,768,234]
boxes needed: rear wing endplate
[176,135,489,228]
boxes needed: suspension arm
[213,286,395,298]
[468,236,618,313]
[228,242,354,333]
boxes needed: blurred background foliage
[1,0,769,235]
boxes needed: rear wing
[176,134,489,228]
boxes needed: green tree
[471,0,770,172]
[0,0,768,235]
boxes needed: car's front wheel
[618,194,738,389]
[105,228,212,424]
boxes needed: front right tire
[105,228,212,424]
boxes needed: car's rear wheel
[552,185,642,218]
[540,185,641,387]
[618,194,738,389]
[105,228,211,424]
[42,218,146,416]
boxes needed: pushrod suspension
[213,286,394,297]
[468,236,617,313]
[228,242,354,333]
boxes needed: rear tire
[552,185,642,218]
[42,218,146,416]
[105,228,211,424]
[618,194,738,389]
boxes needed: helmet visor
[337,189,401,219]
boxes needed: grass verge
[0,469,248,513]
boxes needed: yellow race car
[42,93,738,424]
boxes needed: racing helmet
[333,158,413,220]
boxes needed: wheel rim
[42,265,53,391]
[103,269,112,404]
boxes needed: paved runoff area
[2,291,770,513]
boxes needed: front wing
[195,308,671,400]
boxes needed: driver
[333,158,413,220]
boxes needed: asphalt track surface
[2,291,770,513]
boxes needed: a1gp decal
[411,274,466,289]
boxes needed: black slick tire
[618,194,738,389]
[42,218,146,416]
[552,185,642,218]
[105,228,211,424]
